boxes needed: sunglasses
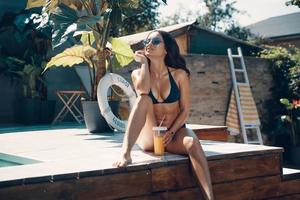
[143,37,163,46]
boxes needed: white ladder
[227,47,263,145]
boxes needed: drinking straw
[159,115,166,127]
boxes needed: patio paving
[0,125,281,183]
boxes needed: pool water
[0,153,41,168]
[0,159,22,167]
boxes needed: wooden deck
[0,125,299,200]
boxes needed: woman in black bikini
[114,30,214,200]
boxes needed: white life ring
[97,73,136,132]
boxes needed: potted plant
[41,0,154,132]
[280,98,300,165]
[2,56,55,124]
[0,8,55,125]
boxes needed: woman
[113,30,214,200]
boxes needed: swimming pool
[0,153,42,168]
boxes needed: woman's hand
[134,50,148,64]
[163,130,175,146]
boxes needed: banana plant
[3,56,46,99]
[37,0,167,100]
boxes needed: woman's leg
[166,128,214,200]
[114,95,156,167]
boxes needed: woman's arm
[131,51,151,95]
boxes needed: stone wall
[115,54,274,129]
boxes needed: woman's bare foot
[113,154,132,167]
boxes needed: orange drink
[153,126,167,156]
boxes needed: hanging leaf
[43,0,59,13]
[109,37,134,68]
[110,5,122,26]
[45,45,96,71]
[119,0,139,9]
[280,98,294,110]
[281,115,292,123]
[280,98,290,106]
[118,0,143,18]
[77,15,102,28]
[44,0,77,13]
[80,31,95,45]
[26,0,46,9]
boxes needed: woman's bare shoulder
[169,67,188,79]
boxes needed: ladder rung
[234,69,245,72]
[248,141,260,144]
[245,126,258,128]
[232,55,241,58]
[237,83,248,86]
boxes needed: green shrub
[259,45,300,146]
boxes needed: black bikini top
[148,67,180,104]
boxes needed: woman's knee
[138,142,154,152]
[183,136,201,154]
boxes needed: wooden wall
[1,149,300,200]
[174,33,188,55]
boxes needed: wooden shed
[120,21,261,56]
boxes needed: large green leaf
[109,37,134,68]
[45,45,96,71]
[50,3,101,48]
[51,4,79,48]
[77,15,102,29]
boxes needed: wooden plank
[123,187,204,200]
[213,175,281,200]
[75,170,152,199]
[266,194,300,200]
[152,187,204,200]
[187,124,228,141]
[151,163,197,192]
[278,179,300,197]
[196,130,228,141]
[0,171,152,200]
[0,181,75,200]
[209,154,281,184]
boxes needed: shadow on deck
[0,124,299,200]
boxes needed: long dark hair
[146,30,190,77]
[159,30,190,76]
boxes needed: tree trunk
[92,50,106,100]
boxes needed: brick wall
[115,54,274,131]
[0,54,274,133]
